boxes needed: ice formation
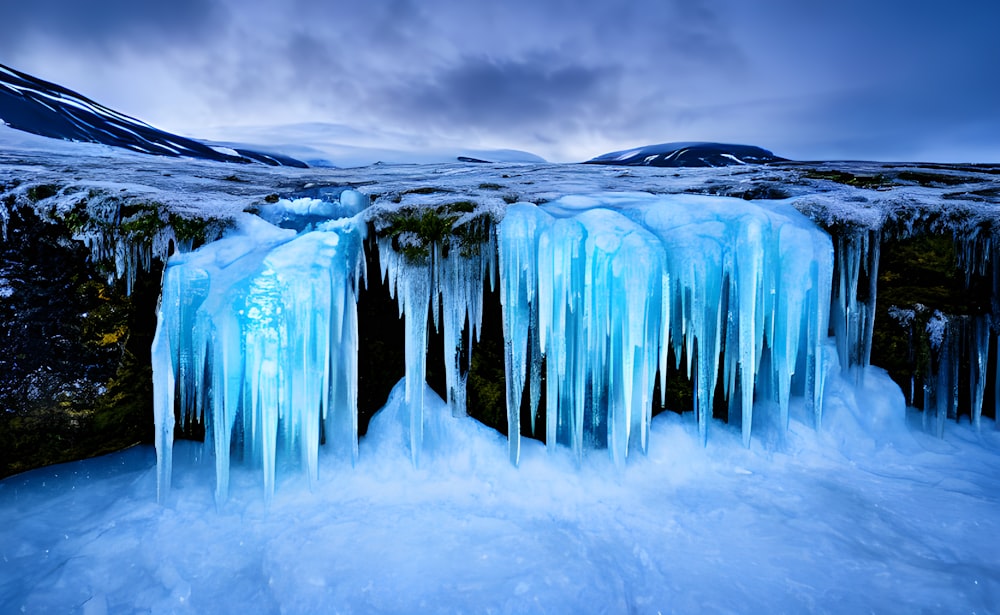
[830,229,880,376]
[153,192,368,503]
[152,190,836,499]
[374,229,496,465]
[499,194,833,463]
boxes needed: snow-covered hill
[0,64,307,168]
[586,141,786,167]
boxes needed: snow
[3,366,999,614]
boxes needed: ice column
[152,212,367,503]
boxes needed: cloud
[377,55,619,138]
[0,0,997,162]
[0,0,225,55]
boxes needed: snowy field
[2,363,998,615]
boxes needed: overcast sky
[2,0,998,162]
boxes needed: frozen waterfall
[499,194,833,463]
[153,195,369,503]
[152,191,835,500]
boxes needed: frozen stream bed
[2,366,998,614]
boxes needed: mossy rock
[383,202,493,263]
[26,183,60,202]
[870,232,992,411]
[803,170,895,190]
[0,201,161,478]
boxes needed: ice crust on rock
[499,193,834,462]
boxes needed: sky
[1,0,999,163]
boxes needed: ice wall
[152,190,837,499]
[499,194,834,463]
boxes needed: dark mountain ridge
[0,64,307,168]
[586,141,786,167]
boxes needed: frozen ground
[2,362,998,615]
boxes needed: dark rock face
[0,64,307,168]
[585,142,785,167]
[0,202,159,477]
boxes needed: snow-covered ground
[2,363,998,615]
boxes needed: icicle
[497,193,833,460]
[970,316,989,432]
[152,214,367,502]
[830,229,880,379]
[498,205,546,465]
[436,233,497,418]
[376,216,496,462]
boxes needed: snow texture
[2,367,999,614]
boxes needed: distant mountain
[586,142,785,167]
[196,122,547,168]
[0,64,307,168]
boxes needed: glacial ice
[152,188,837,498]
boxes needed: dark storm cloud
[382,55,619,135]
[0,0,224,54]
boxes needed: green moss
[168,213,229,245]
[870,232,992,403]
[62,202,92,233]
[444,200,476,214]
[27,184,59,202]
[478,182,504,191]
[121,214,166,238]
[90,349,153,446]
[803,170,895,190]
[387,208,455,261]
[896,170,982,187]
[402,186,451,196]
[466,334,506,432]
[453,217,492,257]
[383,201,493,263]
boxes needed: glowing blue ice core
[153,208,367,503]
